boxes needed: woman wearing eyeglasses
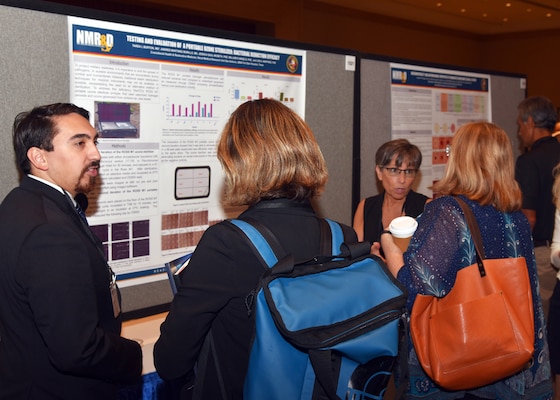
[353,138,429,249]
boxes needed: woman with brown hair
[154,99,357,399]
[379,121,552,399]
[353,139,429,248]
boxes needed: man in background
[0,103,142,399]
[515,95,560,319]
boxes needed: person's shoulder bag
[410,196,534,390]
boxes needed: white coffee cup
[389,216,418,252]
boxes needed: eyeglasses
[382,167,417,178]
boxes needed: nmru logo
[76,29,114,52]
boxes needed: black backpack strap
[228,218,285,270]
[308,349,341,400]
[191,330,227,400]
[393,314,410,400]
[318,218,334,256]
[230,217,339,266]
[239,217,288,262]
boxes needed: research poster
[68,17,306,286]
[390,63,491,196]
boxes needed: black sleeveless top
[362,190,429,245]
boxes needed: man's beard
[75,162,99,194]
[75,175,97,194]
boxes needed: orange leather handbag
[410,197,534,390]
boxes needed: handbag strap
[453,196,487,277]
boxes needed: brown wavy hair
[431,121,522,212]
[217,99,328,206]
[375,138,422,169]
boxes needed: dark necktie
[75,202,88,225]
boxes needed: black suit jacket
[0,176,142,399]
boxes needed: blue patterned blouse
[398,195,552,399]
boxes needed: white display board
[390,63,491,196]
[68,17,306,287]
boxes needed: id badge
[110,281,121,318]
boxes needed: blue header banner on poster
[72,24,303,75]
[391,67,488,92]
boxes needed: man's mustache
[82,161,101,175]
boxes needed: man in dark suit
[0,103,142,399]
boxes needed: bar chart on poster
[66,16,307,290]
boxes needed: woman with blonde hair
[154,99,357,399]
[379,121,552,399]
[548,163,560,400]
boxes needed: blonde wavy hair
[553,163,560,208]
[217,99,328,206]
[432,121,522,212]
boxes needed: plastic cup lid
[389,216,418,238]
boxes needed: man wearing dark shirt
[515,96,560,319]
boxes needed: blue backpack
[229,217,408,400]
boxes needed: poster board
[389,63,491,196]
[67,16,307,288]
[357,57,526,206]
[0,1,525,317]
[0,1,356,317]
